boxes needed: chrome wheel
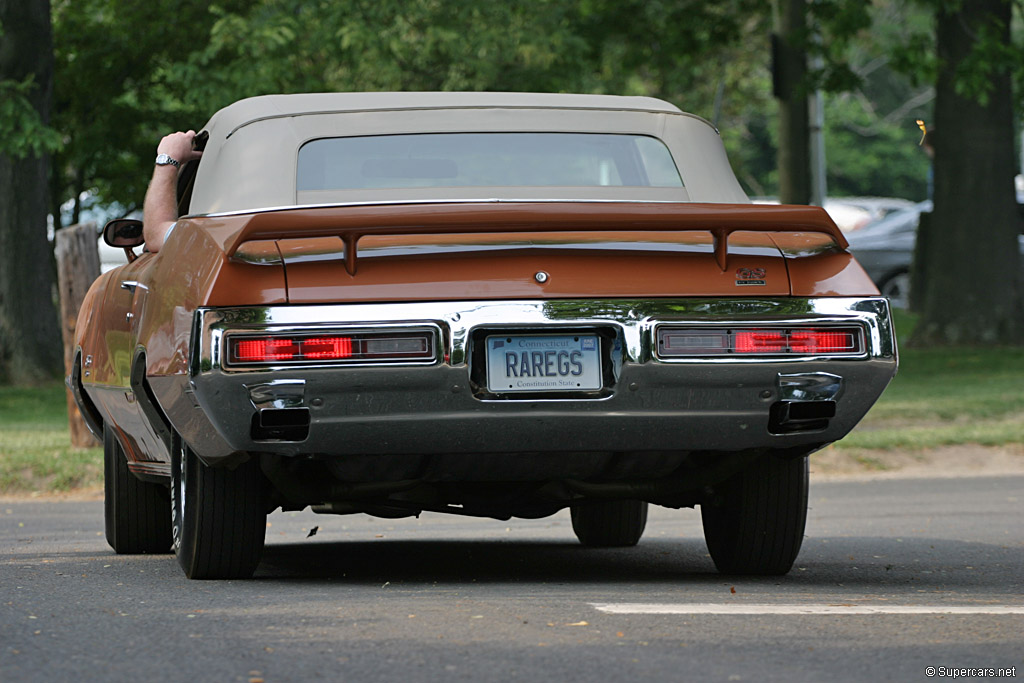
[170,434,185,553]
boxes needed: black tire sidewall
[571,499,648,547]
[171,439,267,579]
[102,424,121,549]
[701,454,808,575]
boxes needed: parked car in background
[72,92,897,580]
[824,197,916,232]
[845,201,930,309]
[753,196,915,234]
[98,234,129,272]
[847,199,1024,309]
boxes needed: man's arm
[142,130,203,252]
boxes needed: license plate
[485,334,602,393]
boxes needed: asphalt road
[2,475,1022,683]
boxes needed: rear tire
[701,454,808,575]
[103,424,172,554]
[571,499,648,547]
[171,437,267,579]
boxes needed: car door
[88,253,170,470]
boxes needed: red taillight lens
[734,330,788,353]
[788,329,858,354]
[657,326,863,357]
[235,338,301,362]
[300,336,353,360]
[226,331,433,366]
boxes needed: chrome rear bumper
[149,297,897,466]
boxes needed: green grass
[836,309,1024,450]
[0,384,103,494]
[1,310,1021,493]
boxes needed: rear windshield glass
[297,133,683,191]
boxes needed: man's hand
[143,130,203,252]
[157,130,204,166]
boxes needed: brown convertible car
[71,92,897,579]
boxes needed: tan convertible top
[205,92,695,138]
[188,92,750,214]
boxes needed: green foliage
[44,0,1019,220]
[0,76,62,159]
[825,91,931,199]
[808,0,874,92]
[49,0,252,223]
[156,0,594,110]
[813,1,936,199]
[0,17,61,160]
[884,0,1024,108]
[54,0,792,210]
[951,11,1017,106]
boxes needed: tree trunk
[55,222,101,447]
[911,0,1023,345]
[0,0,62,384]
[774,0,811,205]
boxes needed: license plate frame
[484,333,602,393]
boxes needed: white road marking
[591,603,1024,615]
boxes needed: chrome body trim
[777,372,844,402]
[120,280,148,293]
[149,297,897,465]
[246,380,306,410]
[187,197,694,220]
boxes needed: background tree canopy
[46,0,960,222]
[1,0,1021,386]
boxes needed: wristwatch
[155,153,181,168]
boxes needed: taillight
[787,329,859,354]
[657,326,863,357]
[734,330,788,353]
[225,331,434,366]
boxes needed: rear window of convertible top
[297,132,683,191]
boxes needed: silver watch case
[155,153,181,168]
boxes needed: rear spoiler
[216,201,847,275]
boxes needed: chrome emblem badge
[736,267,767,286]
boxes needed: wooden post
[55,221,101,448]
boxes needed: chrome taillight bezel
[222,328,438,368]
[655,324,866,359]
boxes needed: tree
[46,0,905,216]
[49,0,254,228]
[821,0,934,200]
[0,0,63,384]
[774,0,811,205]
[911,0,1023,345]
